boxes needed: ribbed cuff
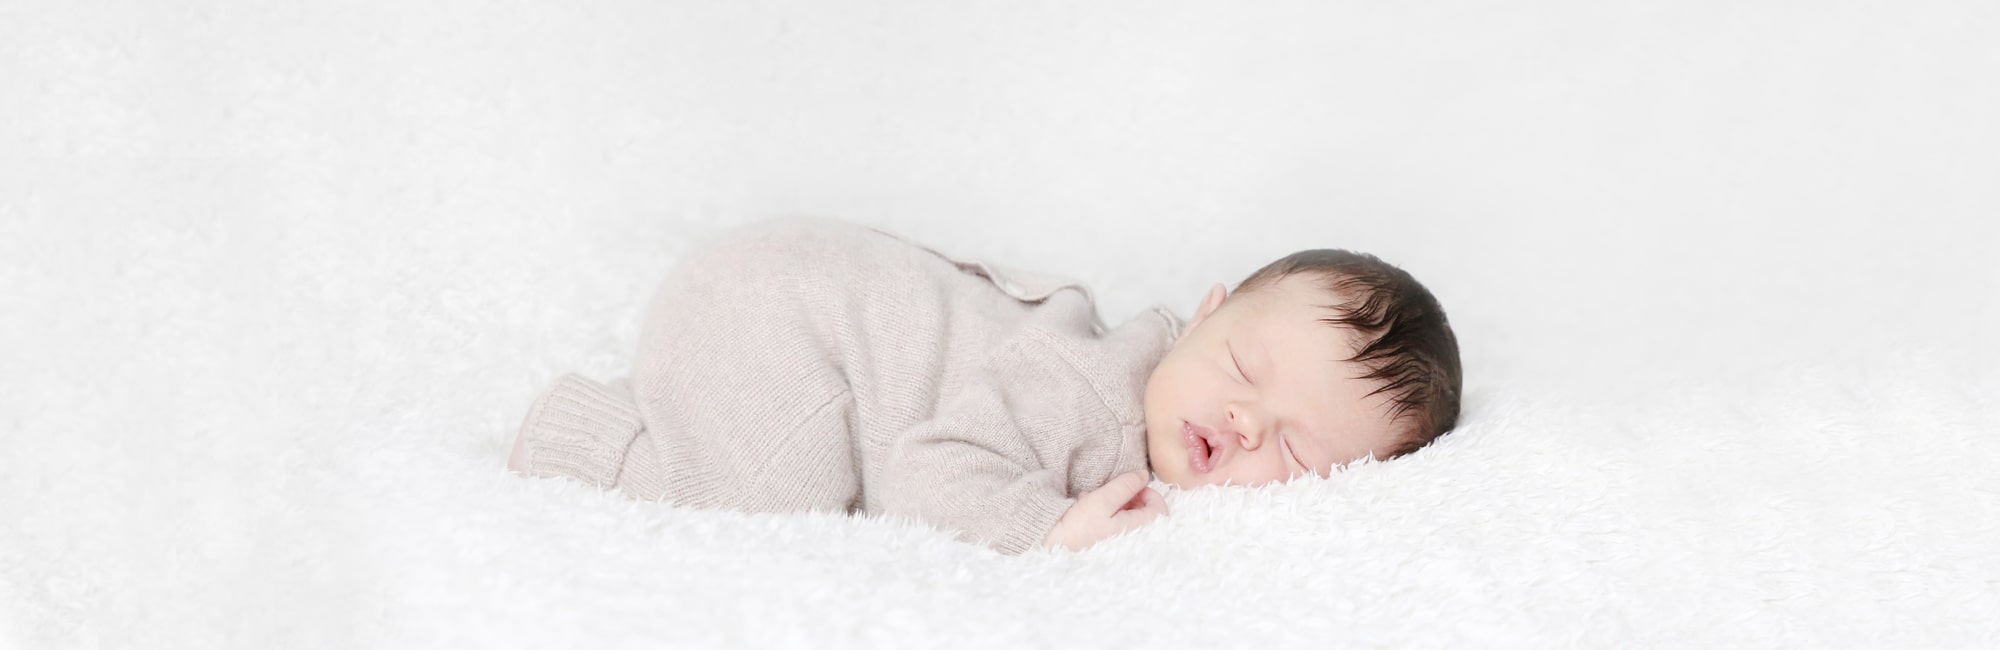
[997,488,1076,556]
[518,373,645,489]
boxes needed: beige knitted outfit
[515,218,1180,554]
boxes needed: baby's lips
[1182,420,1215,474]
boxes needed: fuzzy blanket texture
[4,1,1997,648]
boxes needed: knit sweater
[516,218,1182,554]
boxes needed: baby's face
[1143,275,1403,489]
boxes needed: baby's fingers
[1129,486,1167,516]
[1110,500,1164,531]
[1081,470,1150,513]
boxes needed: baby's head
[1143,250,1462,488]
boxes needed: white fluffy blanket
[4,1,1996,648]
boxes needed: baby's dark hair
[1233,250,1462,458]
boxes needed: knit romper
[514,218,1180,554]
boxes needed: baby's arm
[880,399,1074,554]
[879,379,1167,554]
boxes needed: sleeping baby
[506,217,1462,554]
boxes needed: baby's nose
[1230,416,1267,450]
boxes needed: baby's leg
[512,365,855,512]
[511,374,653,492]
[514,218,882,512]
[619,220,865,512]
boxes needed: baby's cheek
[1252,456,1295,486]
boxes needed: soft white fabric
[3,1,1996,648]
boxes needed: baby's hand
[1042,470,1168,551]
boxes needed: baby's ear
[1186,283,1229,332]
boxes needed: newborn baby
[507,217,1461,553]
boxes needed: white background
[4,1,1996,647]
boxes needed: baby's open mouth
[1184,421,1217,474]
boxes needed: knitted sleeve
[877,369,1078,556]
